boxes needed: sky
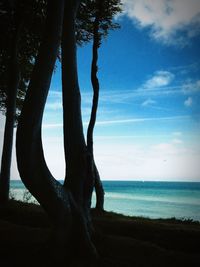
[1,0,200,181]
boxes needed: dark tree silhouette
[0,2,21,203]
[0,0,46,116]
[0,0,46,203]
[87,0,104,211]
[62,0,95,230]
[16,0,97,263]
[0,0,121,206]
[86,0,121,210]
[1,0,121,262]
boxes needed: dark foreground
[0,200,200,267]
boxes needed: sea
[10,180,200,222]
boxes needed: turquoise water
[10,180,200,221]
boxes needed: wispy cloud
[182,80,200,94]
[168,62,200,73]
[46,102,62,110]
[98,76,200,105]
[121,0,200,46]
[184,97,193,107]
[141,98,156,107]
[47,86,181,107]
[42,115,189,129]
[99,86,183,104]
[95,115,189,126]
[101,69,179,103]
[49,90,62,97]
[47,73,200,111]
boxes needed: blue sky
[1,0,200,181]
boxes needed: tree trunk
[16,0,73,247]
[16,0,97,262]
[94,164,104,210]
[0,16,21,204]
[62,0,94,213]
[87,2,104,211]
[61,2,98,259]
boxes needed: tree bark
[0,15,21,204]
[87,1,104,211]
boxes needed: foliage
[0,0,46,121]
[76,0,122,46]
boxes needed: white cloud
[143,71,174,89]
[121,0,200,45]
[184,96,193,107]
[142,98,156,107]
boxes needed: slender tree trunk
[62,0,94,212]
[94,164,104,210]
[87,2,104,211]
[0,18,21,204]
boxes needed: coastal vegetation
[0,199,200,266]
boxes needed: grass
[0,200,200,266]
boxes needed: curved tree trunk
[62,1,88,202]
[16,0,66,220]
[16,0,75,254]
[0,16,21,204]
[87,1,104,211]
[16,0,97,262]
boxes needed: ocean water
[10,180,200,221]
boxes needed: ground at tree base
[0,200,200,267]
